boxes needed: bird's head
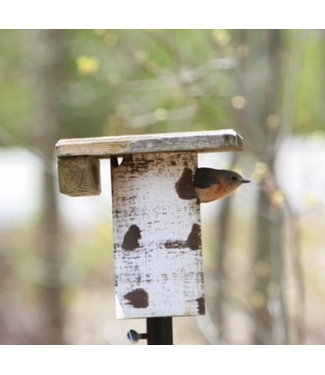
[221,170,250,191]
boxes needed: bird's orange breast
[194,180,238,203]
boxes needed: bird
[193,168,250,203]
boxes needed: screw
[127,329,148,344]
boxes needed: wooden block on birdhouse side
[58,156,101,197]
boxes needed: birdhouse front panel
[111,152,205,319]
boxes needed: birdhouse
[56,130,243,323]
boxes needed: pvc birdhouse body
[56,130,243,320]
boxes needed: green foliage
[68,224,114,283]
[0,30,34,142]
[1,29,324,145]
[295,30,325,133]
[62,29,237,138]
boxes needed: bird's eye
[231,176,237,181]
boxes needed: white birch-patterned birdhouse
[56,130,243,319]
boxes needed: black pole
[146,317,173,345]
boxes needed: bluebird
[194,168,250,203]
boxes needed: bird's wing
[193,168,219,189]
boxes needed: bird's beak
[242,179,250,183]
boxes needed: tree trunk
[29,29,66,344]
[237,30,287,344]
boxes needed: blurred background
[1,29,325,345]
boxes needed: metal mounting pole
[146,317,173,345]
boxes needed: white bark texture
[111,152,205,319]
